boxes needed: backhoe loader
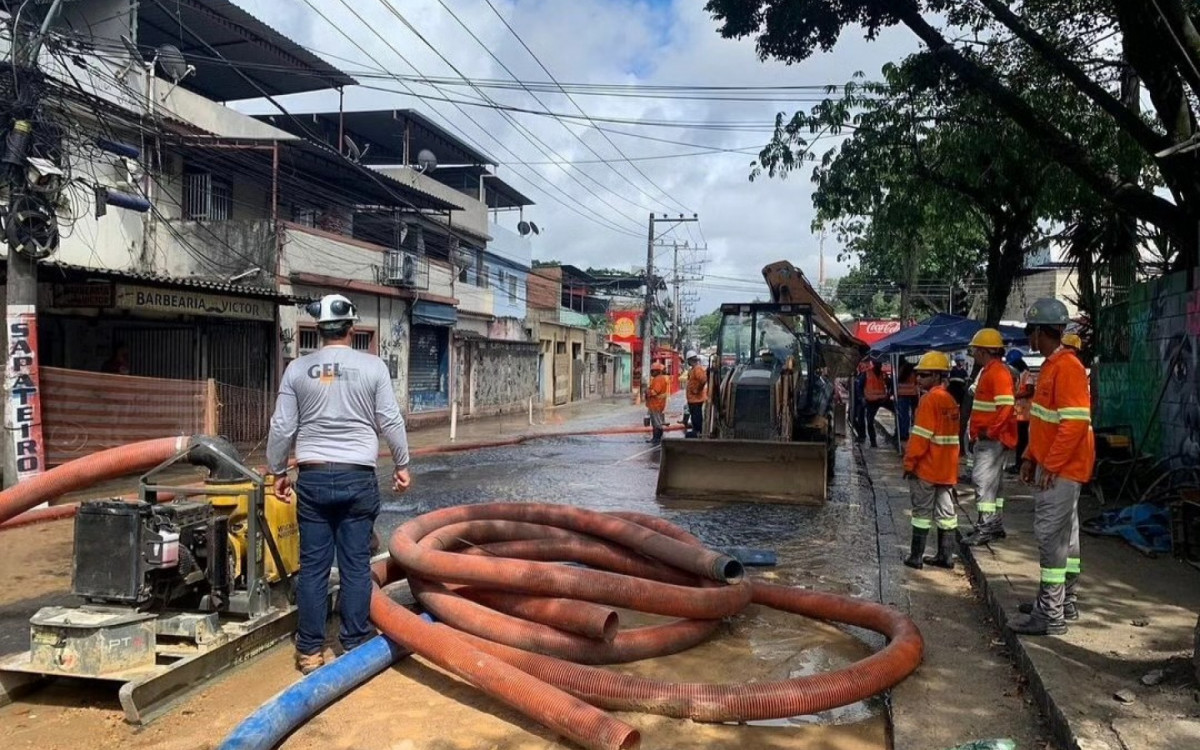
[656,261,865,505]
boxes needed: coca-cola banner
[853,319,902,346]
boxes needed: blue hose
[218,615,431,750]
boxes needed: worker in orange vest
[863,359,893,448]
[903,351,961,571]
[1012,298,1094,636]
[645,361,670,446]
[963,328,1019,546]
[684,351,707,438]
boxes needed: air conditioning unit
[385,250,418,287]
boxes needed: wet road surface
[375,433,889,747]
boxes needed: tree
[762,55,1087,324]
[693,308,723,348]
[705,0,1198,271]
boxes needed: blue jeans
[896,397,917,442]
[295,469,380,656]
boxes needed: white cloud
[234,0,917,313]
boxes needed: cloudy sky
[235,0,918,314]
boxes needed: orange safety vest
[864,371,889,403]
[1014,369,1036,422]
[904,385,961,486]
[896,372,918,398]
[1028,349,1095,483]
[969,359,1018,448]
[685,364,707,405]
[646,374,670,413]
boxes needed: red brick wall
[527,268,562,310]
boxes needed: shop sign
[608,311,641,344]
[5,306,45,483]
[114,284,275,321]
[51,282,115,308]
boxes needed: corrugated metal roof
[37,260,299,302]
[137,0,356,102]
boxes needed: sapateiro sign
[114,284,274,321]
[5,305,45,483]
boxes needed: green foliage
[693,308,723,348]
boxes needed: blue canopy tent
[868,313,1028,357]
[866,314,1028,455]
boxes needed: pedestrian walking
[894,360,919,446]
[852,360,869,444]
[645,361,670,445]
[963,329,1018,546]
[684,350,707,438]
[863,359,892,448]
[902,351,961,571]
[1011,298,1094,636]
[266,294,412,674]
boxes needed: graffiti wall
[1095,268,1200,465]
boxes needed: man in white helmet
[267,293,412,674]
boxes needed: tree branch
[887,4,1186,238]
[974,0,1171,155]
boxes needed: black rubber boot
[903,529,929,569]
[923,528,956,569]
[1019,601,1079,620]
[1009,614,1068,636]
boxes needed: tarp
[868,313,1027,356]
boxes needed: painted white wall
[377,167,488,239]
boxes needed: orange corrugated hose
[371,503,923,750]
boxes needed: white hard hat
[686,350,699,360]
[305,294,359,324]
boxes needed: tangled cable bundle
[369,502,924,750]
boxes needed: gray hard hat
[1024,298,1071,326]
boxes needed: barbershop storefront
[36,274,285,393]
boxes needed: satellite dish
[153,44,196,101]
[416,149,437,173]
[154,44,191,82]
[344,136,369,164]
[529,221,540,235]
[517,220,531,236]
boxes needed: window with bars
[507,274,518,304]
[298,327,376,355]
[183,171,232,221]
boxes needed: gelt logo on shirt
[307,363,341,385]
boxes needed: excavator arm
[762,261,868,352]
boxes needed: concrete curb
[956,536,1080,750]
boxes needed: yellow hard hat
[969,328,1005,349]
[1062,333,1082,350]
[915,351,951,372]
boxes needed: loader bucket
[656,438,828,505]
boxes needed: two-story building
[253,109,541,423]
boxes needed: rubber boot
[962,514,1004,546]
[1019,601,1078,620]
[651,428,663,446]
[923,528,956,569]
[903,528,929,570]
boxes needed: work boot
[1009,613,1067,636]
[295,650,325,675]
[923,528,956,569]
[962,519,1006,546]
[1019,601,1079,621]
[651,429,663,446]
[903,529,929,570]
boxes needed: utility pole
[3,0,66,489]
[671,241,682,352]
[640,213,697,399]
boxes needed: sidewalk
[861,434,1200,750]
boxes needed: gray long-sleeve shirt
[266,346,410,474]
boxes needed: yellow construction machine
[656,261,865,504]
